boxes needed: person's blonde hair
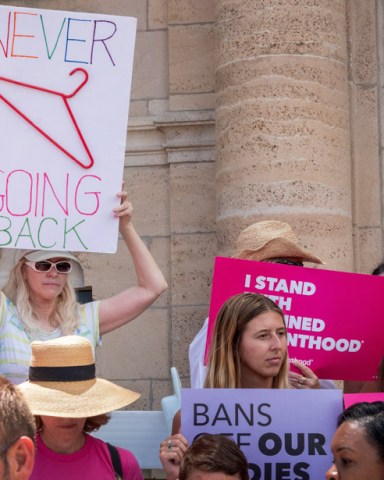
[2,259,79,336]
[204,293,289,389]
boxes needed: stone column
[215,0,352,270]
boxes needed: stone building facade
[1,0,383,412]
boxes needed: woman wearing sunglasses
[0,189,168,384]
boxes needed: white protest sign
[0,5,136,252]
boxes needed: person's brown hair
[0,376,36,450]
[204,293,289,389]
[35,413,110,433]
[179,433,249,480]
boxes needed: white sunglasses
[25,260,72,274]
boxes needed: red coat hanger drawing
[0,68,94,169]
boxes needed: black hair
[372,262,384,276]
[337,401,384,461]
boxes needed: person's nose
[47,266,58,277]
[325,464,338,479]
[270,334,283,351]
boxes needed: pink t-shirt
[31,433,143,480]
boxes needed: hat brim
[22,250,80,264]
[235,238,323,264]
[18,378,140,418]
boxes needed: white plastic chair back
[161,367,182,435]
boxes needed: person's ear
[9,437,35,479]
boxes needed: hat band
[29,364,95,382]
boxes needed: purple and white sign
[182,388,342,480]
[205,257,384,381]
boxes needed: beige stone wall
[217,1,356,272]
[1,0,383,419]
[348,0,383,274]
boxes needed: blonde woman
[0,189,167,384]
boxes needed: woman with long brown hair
[204,292,290,389]
[160,292,319,480]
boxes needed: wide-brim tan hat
[234,220,323,264]
[18,336,140,418]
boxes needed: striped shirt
[0,292,100,384]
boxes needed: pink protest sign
[344,392,384,408]
[206,257,384,381]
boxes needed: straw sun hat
[18,336,140,418]
[234,220,322,264]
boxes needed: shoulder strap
[107,442,123,479]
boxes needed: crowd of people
[0,197,383,479]
[162,220,384,479]
[0,189,166,479]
